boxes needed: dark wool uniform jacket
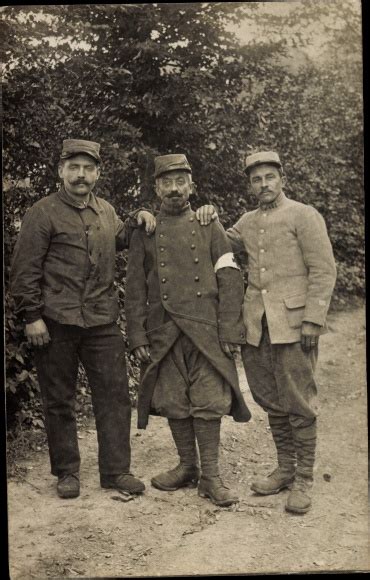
[10,187,137,328]
[125,204,252,428]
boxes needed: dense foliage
[2,2,363,432]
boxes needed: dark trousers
[241,323,318,421]
[34,318,132,477]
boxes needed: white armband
[214,252,240,273]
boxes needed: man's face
[249,163,283,205]
[58,154,100,197]
[155,170,193,212]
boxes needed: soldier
[125,153,251,507]
[10,139,156,499]
[196,151,337,513]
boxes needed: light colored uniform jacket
[227,192,337,346]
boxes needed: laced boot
[194,418,238,507]
[57,472,80,499]
[251,414,296,495]
[285,474,313,513]
[286,417,316,514]
[151,417,199,491]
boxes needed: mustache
[73,180,89,185]
[166,191,183,199]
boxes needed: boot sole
[285,504,311,514]
[151,478,199,491]
[101,483,145,494]
[198,490,238,507]
[57,490,80,499]
[251,481,294,495]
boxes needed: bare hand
[220,341,239,359]
[137,211,156,235]
[25,319,51,347]
[301,322,321,352]
[133,345,151,363]
[195,205,218,226]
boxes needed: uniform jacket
[227,192,337,346]
[10,187,137,328]
[125,203,251,428]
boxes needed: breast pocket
[284,294,306,328]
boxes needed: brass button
[260,249,265,253]
[194,258,199,263]
[191,244,196,250]
[161,278,167,283]
[261,289,267,294]
[194,276,200,281]
[192,230,196,235]
[190,217,194,222]
[163,294,168,300]
[197,292,202,297]
[260,229,265,233]
[159,233,164,238]
[160,247,165,252]
[160,262,166,267]
[261,267,266,272]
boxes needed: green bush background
[2,2,364,433]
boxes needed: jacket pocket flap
[284,294,306,309]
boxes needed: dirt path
[7,306,368,578]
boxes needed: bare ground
[7,306,368,578]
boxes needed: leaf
[17,370,29,382]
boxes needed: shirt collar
[57,186,100,214]
[259,191,286,211]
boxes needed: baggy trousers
[34,318,132,477]
[241,322,318,477]
[241,324,318,421]
[151,333,232,420]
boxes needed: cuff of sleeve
[303,307,329,327]
[24,310,43,324]
[218,320,246,344]
[128,333,150,352]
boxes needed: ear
[281,173,286,186]
[96,166,101,180]
[189,181,196,196]
[57,164,64,179]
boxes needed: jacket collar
[259,191,286,211]
[158,201,192,218]
[57,186,100,214]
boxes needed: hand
[301,322,321,352]
[133,345,151,363]
[137,211,156,235]
[195,205,218,226]
[220,341,239,359]
[25,319,51,347]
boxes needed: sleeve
[296,207,337,326]
[124,229,150,351]
[226,215,247,254]
[10,205,52,322]
[115,208,153,251]
[210,221,246,344]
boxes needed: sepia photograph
[2,1,366,577]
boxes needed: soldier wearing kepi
[125,153,251,507]
[196,151,337,514]
[10,139,156,499]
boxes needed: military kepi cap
[244,150,282,174]
[60,139,101,163]
[154,154,192,178]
